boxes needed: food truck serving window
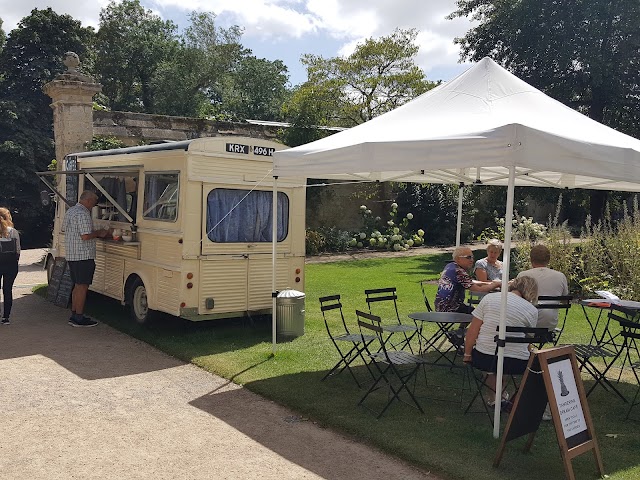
[206,189,289,242]
[143,172,179,221]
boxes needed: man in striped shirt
[63,190,110,327]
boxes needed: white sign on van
[548,359,587,439]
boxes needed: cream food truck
[39,137,305,324]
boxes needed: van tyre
[127,277,152,324]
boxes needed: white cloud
[0,0,476,82]
[0,0,110,31]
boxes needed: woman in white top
[0,207,21,325]
[463,275,539,405]
[474,238,504,281]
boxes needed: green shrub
[305,229,325,255]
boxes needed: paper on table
[595,290,620,303]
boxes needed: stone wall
[93,111,281,145]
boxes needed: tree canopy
[95,0,178,112]
[289,28,436,128]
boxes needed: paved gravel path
[0,250,440,480]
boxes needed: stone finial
[63,51,81,73]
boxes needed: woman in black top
[0,207,21,324]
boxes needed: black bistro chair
[364,287,418,353]
[564,305,631,402]
[465,326,553,424]
[619,315,640,419]
[319,295,376,388]
[536,295,573,345]
[419,280,434,312]
[356,310,428,418]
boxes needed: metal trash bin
[276,288,306,339]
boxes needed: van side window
[143,173,179,221]
[206,189,289,242]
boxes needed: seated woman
[463,275,539,406]
[474,238,504,281]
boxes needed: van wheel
[46,256,55,284]
[127,278,151,324]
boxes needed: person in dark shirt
[436,246,501,313]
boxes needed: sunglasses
[459,255,474,260]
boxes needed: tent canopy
[273,58,640,192]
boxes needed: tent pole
[272,176,279,355]
[493,166,516,438]
[456,182,464,247]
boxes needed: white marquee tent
[270,57,640,437]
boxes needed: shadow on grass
[191,359,640,480]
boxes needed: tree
[95,0,178,112]
[288,28,437,128]
[220,54,289,121]
[0,18,6,53]
[449,0,640,221]
[152,11,245,118]
[0,9,94,246]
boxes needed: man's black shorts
[68,259,96,285]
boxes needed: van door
[200,184,291,315]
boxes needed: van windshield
[206,189,289,242]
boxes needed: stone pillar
[43,52,102,167]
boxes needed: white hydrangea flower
[360,205,367,210]
[365,209,372,215]
[357,242,363,248]
[418,229,425,237]
[391,203,398,209]
[393,243,401,251]
[369,238,377,246]
[375,216,381,221]
[393,227,400,234]
[406,213,413,220]
[407,239,414,247]
[387,220,394,226]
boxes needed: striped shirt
[63,203,96,261]
[472,292,538,360]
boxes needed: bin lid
[277,288,305,299]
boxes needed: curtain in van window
[206,189,289,242]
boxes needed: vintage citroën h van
[40,137,305,323]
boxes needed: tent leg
[494,166,516,439]
[456,182,464,247]
[272,176,279,355]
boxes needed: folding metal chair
[364,287,418,353]
[565,305,629,402]
[465,326,552,425]
[356,310,428,418]
[319,295,376,388]
[536,295,573,345]
[419,280,433,312]
[627,361,640,420]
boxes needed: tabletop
[408,311,473,324]
[580,298,640,310]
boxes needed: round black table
[408,311,473,364]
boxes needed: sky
[0,0,477,87]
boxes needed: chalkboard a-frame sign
[46,257,74,308]
[494,346,604,480]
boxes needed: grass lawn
[37,249,640,480]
